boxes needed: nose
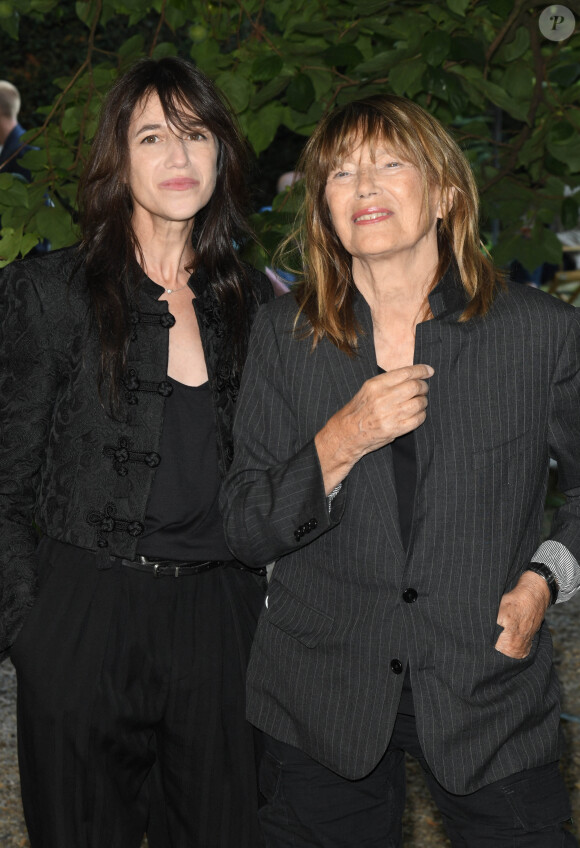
[166,135,189,168]
[355,166,378,198]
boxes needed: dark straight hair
[77,57,254,411]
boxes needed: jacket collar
[427,261,469,320]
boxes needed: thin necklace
[164,282,189,294]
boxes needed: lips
[159,178,198,190]
[352,208,393,224]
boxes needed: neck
[133,214,195,290]
[0,117,17,146]
[352,249,439,325]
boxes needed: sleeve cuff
[531,540,580,603]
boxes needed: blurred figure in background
[0,81,32,181]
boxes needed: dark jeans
[258,713,576,847]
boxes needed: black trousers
[258,713,576,847]
[12,537,265,848]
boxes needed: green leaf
[322,44,364,68]
[493,227,561,270]
[548,121,575,145]
[214,72,253,114]
[75,0,95,28]
[389,60,427,97]
[352,0,391,13]
[250,75,291,110]
[0,227,25,266]
[471,78,529,122]
[421,31,451,67]
[289,21,335,35]
[20,232,41,258]
[494,26,529,63]
[487,0,513,16]
[544,153,569,177]
[561,196,579,230]
[306,68,334,100]
[152,42,178,60]
[449,36,486,66]
[251,54,284,82]
[33,204,77,249]
[118,33,145,60]
[566,111,580,131]
[286,73,316,112]
[549,64,580,88]
[447,0,470,16]
[422,68,467,113]
[243,101,285,155]
[190,39,229,76]
[164,3,187,30]
[517,132,544,168]
[388,15,428,41]
[547,138,580,173]
[355,50,406,77]
[0,4,18,38]
[503,61,534,100]
[287,101,323,131]
[0,174,29,210]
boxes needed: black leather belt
[119,555,267,578]
[121,555,226,577]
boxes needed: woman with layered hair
[222,95,580,846]
[0,57,271,847]
[292,94,500,351]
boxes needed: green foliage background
[0,0,579,274]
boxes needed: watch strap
[526,562,559,605]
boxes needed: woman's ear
[437,187,456,219]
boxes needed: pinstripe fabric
[222,271,580,794]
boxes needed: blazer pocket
[472,427,531,470]
[265,580,334,648]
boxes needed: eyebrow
[134,123,164,137]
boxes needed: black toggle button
[390,659,403,675]
[160,313,176,328]
[402,588,418,604]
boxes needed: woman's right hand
[314,364,434,494]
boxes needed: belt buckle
[174,566,180,578]
[138,555,161,578]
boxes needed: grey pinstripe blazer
[222,270,580,793]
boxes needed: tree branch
[482,13,546,196]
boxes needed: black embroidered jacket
[0,246,272,659]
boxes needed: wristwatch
[526,562,559,606]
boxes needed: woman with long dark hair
[0,57,271,848]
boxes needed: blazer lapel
[323,290,405,558]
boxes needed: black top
[137,378,232,561]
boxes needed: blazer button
[308,518,317,530]
[294,529,302,541]
[402,588,418,604]
[390,659,403,675]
